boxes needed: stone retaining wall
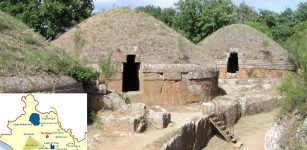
[88,63,220,110]
[106,64,219,106]
[218,68,292,79]
[163,116,213,150]
[0,75,84,93]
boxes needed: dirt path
[88,112,202,150]
[204,109,278,150]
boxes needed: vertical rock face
[193,117,213,150]
[265,116,303,150]
[166,135,184,150]
[220,101,241,127]
[165,121,196,150]
[164,116,213,150]
[0,76,84,93]
[181,121,195,149]
[264,122,284,150]
[296,118,307,149]
[134,116,147,133]
[147,106,171,129]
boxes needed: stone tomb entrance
[122,55,140,92]
[227,52,239,73]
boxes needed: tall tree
[173,0,202,43]
[173,0,236,43]
[198,0,236,42]
[236,1,258,23]
[270,8,296,42]
[294,2,307,22]
[136,5,162,19]
[258,10,279,28]
[0,0,94,39]
[160,8,176,27]
[136,5,176,27]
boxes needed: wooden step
[219,125,226,131]
[211,117,220,122]
[216,121,224,125]
[208,114,242,146]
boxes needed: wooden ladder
[208,101,243,148]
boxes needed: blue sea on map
[0,141,12,150]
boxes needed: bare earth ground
[88,79,281,150]
[204,109,278,150]
[88,110,203,150]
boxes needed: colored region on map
[0,94,87,150]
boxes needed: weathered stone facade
[215,53,295,79]
[218,68,293,79]
[105,64,219,106]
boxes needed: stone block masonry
[106,64,219,106]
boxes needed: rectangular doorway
[227,52,239,73]
[122,55,140,92]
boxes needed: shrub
[279,28,307,116]
[66,64,98,84]
[99,55,117,80]
[87,108,98,125]
[282,29,307,72]
[278,73,307,115]
[87,108,103,128]
[22,35,37,45]
[0,19,10,31]
[246,21,272,37]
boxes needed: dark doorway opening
[122,55,140,92]
[227,52,239,73]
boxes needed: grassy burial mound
[198,24,292,65]
[0,11,96,92]
[52,8,218,107]
[52,8,213,66]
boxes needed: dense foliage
[136,1,307,44]
[279,25,307,116]
[0,0,94,39]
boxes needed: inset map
[0,94,87,150]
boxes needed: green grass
[0,10,97,83]
[73,26,85,58]
[22,34,39,45]
[278,73,307,115]
[99,55,117,81]
[262,38,270,48]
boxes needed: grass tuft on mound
[0,11,97,83]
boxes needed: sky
[93,0,306,12]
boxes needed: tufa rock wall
[106,64,219,106]
[218,68,293,79]
[163,116,214,150]
[0,75,84,93]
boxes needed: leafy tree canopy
[0,0,94,39]
[137,1,307,44]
